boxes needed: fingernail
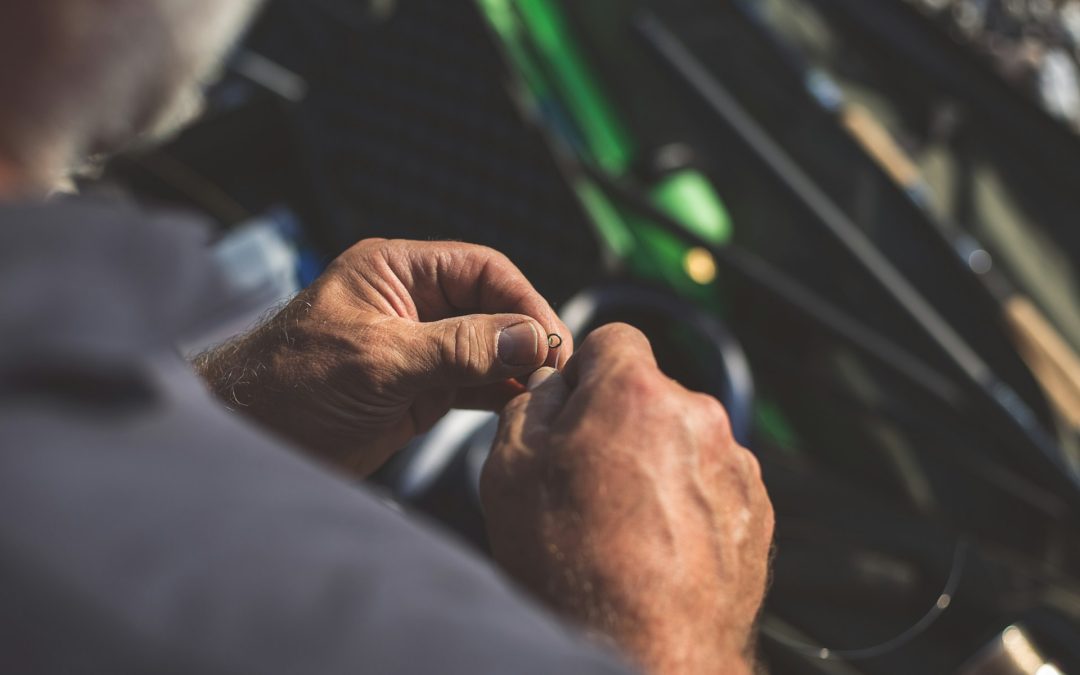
[528,367,559,390]
[498,322,541,366]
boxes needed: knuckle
[579,323,655,366]
[457,242,512,272]
[587,322,647,349]
[500,393,530,422]
[443,321,491,379]
[463,241,513,267]
[331,239,392,277]
[737,445,764,484]
[738,444,764,477]
[610,362,663,399]
[693,393,733,437]
[762,492,776,527]
[348,237,390,259]
[477,244,511,265]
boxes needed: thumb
[407,313,549,390]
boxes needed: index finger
[562,323,658,391]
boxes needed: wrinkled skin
[197,238,572,476]
[482,324,775,675]
[3,0,776,671]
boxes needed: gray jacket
[0,199,631,674]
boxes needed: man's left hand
[196,239,572,476]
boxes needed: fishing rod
[576,161,964,420]
[479,0,734,252]
[634,9,1080,501]
[483,0,1019,453]
[577,157,1076,525]
[728,0,1080,432]
[481,0,1078,499]
[576,159,1080,523]
[804,0,1080,207]
[483,0,1071,486]
[847,103,1080,432]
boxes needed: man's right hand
[480,324,774,675]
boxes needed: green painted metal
[651,169,734,245]
[513,0,635,173]
[573,179,636,259]
[478,0,552,102]
[477,0,794,443]
[477,0,734,275]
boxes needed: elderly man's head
[0,0,262,196]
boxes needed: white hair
[0,0,262,195]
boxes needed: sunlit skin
[1,3,775,673]
[483,325,774,675]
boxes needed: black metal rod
[578,161,963,411]
[629,11,1080,500]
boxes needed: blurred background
[92,0,1080,672]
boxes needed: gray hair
[0,0,262,195]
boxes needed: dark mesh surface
[243,0,603,304]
